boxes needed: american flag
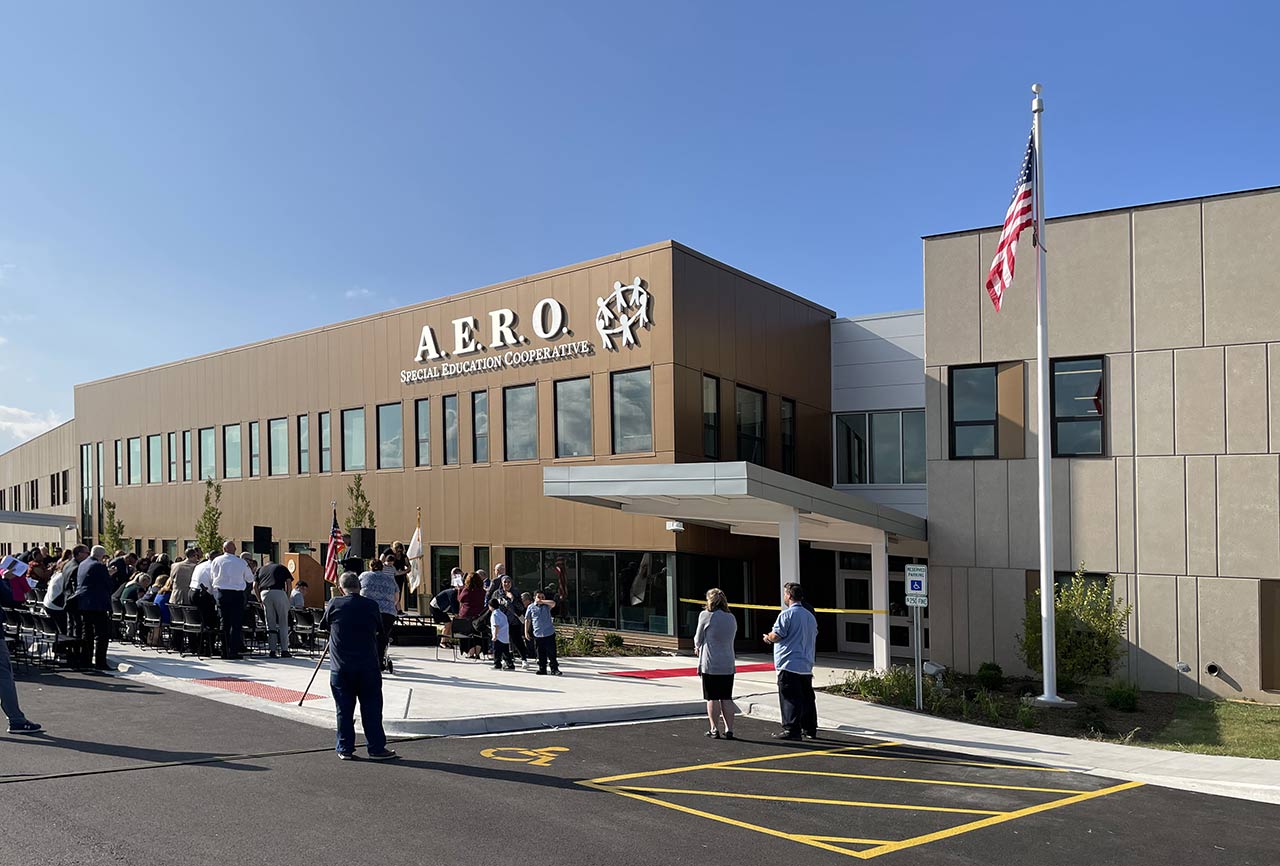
[323,508,345,584]
[985,134,1036,312]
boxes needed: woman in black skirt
[694,587,739,739]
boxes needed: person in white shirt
[210,541,254,659]
[290,581,308,609]
[190,552,215,596]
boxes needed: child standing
[488,597,514,671]
[523,590,561,676]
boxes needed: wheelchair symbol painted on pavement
[481,747,569,767]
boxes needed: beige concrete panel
[1069,459,1117,573]
[1111,572,1138,680]
[967,567,995,668]
[1203,190,1280,345]
[1176,576,1200,696]
[977,230,1035,363]
[991,569,1030,676]
[1216,454,1280,579]
[926,566,952,667]
[973,461,1009,569]
[1184,456,1217,577]
[1196,577,1263,698]
[925,367,943,461]
[1226,344,1268,454]
[1006,458,1072,572]
[1133,202,1204,351]
[925,460,975,567]
[1046,212,1133,356]
[1134,351,1174,455]
[1135,457,1186,576]
[1135,574,1179,693]
[1116,457,1136,574]
[1174,347,1225,455]
[923,235,981,366]
[1107,353,1133,457]
[950,567,970,672]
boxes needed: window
[376,403,403,470]
[611,369,653,454]
[147,434,162,484]
[319,412,332,472]
[248,421,261,477]
[127,437,142,485]
[1051,356,1105,457]
[80,445,93,543]
[471,391,489,463]
[702,375,720,458]
[735,386,766,465]
[949,364,998,458]
[414,399,430,466]
[555,377,592,458]
[115,440,123,485]
[167,432,177,482]
[269,418,289,476]
[442,395,459,465]
[96,442,104,534]
[835,410,925,485]
[503,385,537,460]
[341,408,365,471]
[297,415,310,474]
[29,479,38,509]
[182,431,192,481]
[50,472,58,506]
[199,427,216,480]
[63,469,70,507]
[223,424,242,479]
[781,398,796,474]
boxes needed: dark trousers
[429,606,451,624]
[80,610,111,668]
[534,634,559,673]
[217,590,245,657]
[777,670,817,735]
[492,639,512,669]
[330,668,387,755]
[47,609,68,635]
[510,629,529,662]
[379,613,396,667]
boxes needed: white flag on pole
[406,526,423,592]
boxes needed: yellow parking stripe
[828,751,1072,772]
[856,780,1146,858]
[790,835,894,846]
[611,786,1006,816]
[584,741,899,786]
[722,765,1082,794]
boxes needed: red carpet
[195,676,324,703]
[602,662,775,679]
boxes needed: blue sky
[1,1,1277,451]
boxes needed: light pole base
[1033,694,1078,709]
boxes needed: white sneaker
[522,660,532,671]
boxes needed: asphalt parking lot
[3,670,1277,865]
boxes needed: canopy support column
[871,531,890,671]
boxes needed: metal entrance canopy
[544,461,927,670]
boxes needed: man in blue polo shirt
[320,572,398,761]
[763,582,819,740]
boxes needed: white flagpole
[1032,83,1071,707]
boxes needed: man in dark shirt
[254,557,293,658]
[107,552,137,591]
[319,572,397,761]
[73,546,115,671]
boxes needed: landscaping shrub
[842,666,919,707]
[1018,564,1132,687]
[603,632,625,650]
[1105,682,1139,712]
[976,661,1004,691]
[568,621,598,656]
[1016,702,1039,729]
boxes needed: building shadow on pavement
[11,733,272,772]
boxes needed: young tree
[100,500,132,554]
[195,480,225,554]
[344,473,376,534]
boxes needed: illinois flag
[406,525,423,593]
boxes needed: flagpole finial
[1031,83,1044,113]
[1031,82,1041,94]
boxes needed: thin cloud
[0,336,7,346]
[344,287,374,300]
[0,405,64,444]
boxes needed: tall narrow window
[80,444,92,544]
[319,412,332,472]
[735,386,765,465]
[127,437,142,485]
[199,427,216,480]
[702,375,720,458]
[376,403,403,470]
[781,398,796,474]
[341,408,366,471]
[471,391,489,463]
[442,395,459,465]
[1051,356,1105,457]
[414,399,430,466]
[503,385,537,461]
[223,424,242,479]
[147,434,163,484]
[115,440,123,485]
[182,431,192,481]
[902,410,926,483]
[268,418,289,476]
[96,442,104,534]
[870,412,901,483]
[248,421,261,477]
[611,369,653,454]
[949,365,998,459]
[167,432,177,482]
[555,378,592,458]
[297,415,310,474]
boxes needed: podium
[283,553,325,608]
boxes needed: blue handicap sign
[909,579,924,592]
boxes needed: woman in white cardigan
[693,587,738,739]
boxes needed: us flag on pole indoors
[985,134,1036,311]
[323,509,345,584]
